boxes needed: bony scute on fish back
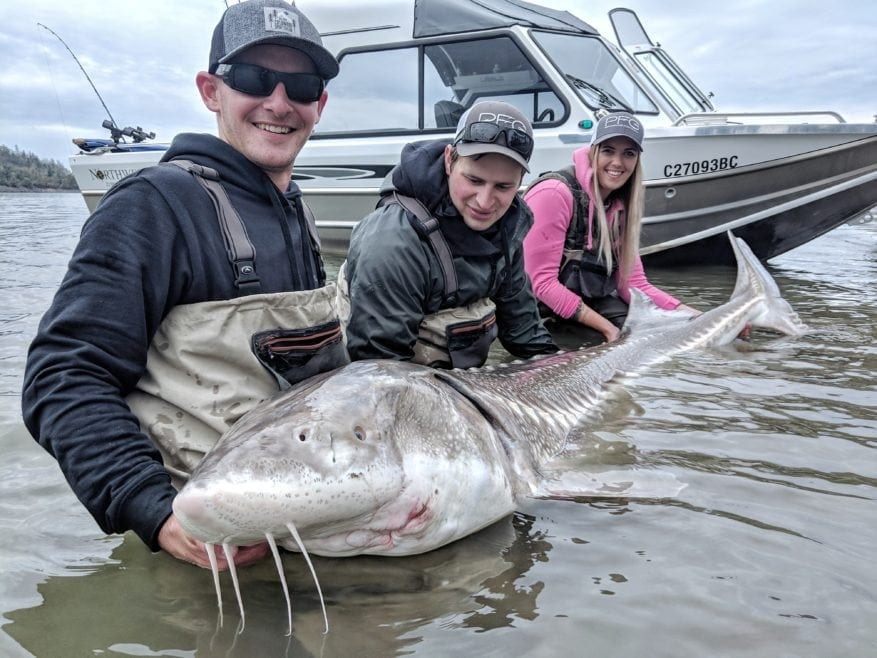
[173,232,807,634]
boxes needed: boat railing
[673,111,847,126]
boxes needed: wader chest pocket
[445,312,498,369]
[560,260,616,300]
[252,321,349,389]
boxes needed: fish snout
[292,419,391,473]
[172,484,238,543]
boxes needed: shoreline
[0,187,79,193]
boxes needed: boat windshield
[531,31,659,114]
[317,35,566,135]
[608,8,714,116]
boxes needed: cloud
[1,0,874,167]
[0,1,218,162]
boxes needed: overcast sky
[2,0,875,166]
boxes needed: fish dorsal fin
[621,288,692,335]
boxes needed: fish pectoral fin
[622,288,693,334]
[530,467,686,500]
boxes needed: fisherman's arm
[494,240,558,358]
[159,513,270,568]
[22,179,190,552]
[572,299,622,343]
[345,213,431,361]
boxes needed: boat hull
[70,133,877,264]
[294,131,877,263]
[640,134,877,265]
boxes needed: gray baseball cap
[591,112,645,151]
[453,101,534,171]
[209,0,339,80]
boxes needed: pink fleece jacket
[522,146,680,320]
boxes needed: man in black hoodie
[342,100,557,369]
[21,0,345,568]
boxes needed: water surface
[0,193,874,657]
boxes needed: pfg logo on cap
[603,114,641,132]
[477,112,528,132]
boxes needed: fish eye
[298,432,307,442]
[353,426,365,441]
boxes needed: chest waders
[338,192,498,370]
[126,161,347,486]
[528,166,618,301]
[528,167,630,333]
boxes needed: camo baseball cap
[208,0,339,80]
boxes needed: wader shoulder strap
[166,159,261,294]
[527,165,591,252]
[298,197,322,253]
[377,192,459,303]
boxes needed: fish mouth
[176,490,434,636]
[281,497,435,556]
[173,462,410,547]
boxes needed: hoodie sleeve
[21,174,189,550]
[492,203,558,358]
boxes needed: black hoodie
[21,133,323,550]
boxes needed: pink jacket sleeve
[522,180,583,319]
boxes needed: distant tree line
[0,145,77,190]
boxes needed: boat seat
[434,100,465,128]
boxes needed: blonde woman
[523,112,697,344]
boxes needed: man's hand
[158,512,270,569]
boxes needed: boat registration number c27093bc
[663,156,739,178]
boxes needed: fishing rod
[37,22,155,144]
[37,22,118,130]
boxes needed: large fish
[173,234,807,632]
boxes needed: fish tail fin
[728,232,808,336]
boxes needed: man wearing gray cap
[23,0,345,569]
[340,100,557,369]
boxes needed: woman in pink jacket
[523,112,697,345]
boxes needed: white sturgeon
[173,234,807,633]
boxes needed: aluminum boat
[69,0,877,265]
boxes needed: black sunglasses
[216,63,324,103]
[454,121,534,160]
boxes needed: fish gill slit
[286,521,329,635]
[222,542,246,633]
[266,532,294,636]
[206,542,224,628]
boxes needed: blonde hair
[588,145,644,289]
